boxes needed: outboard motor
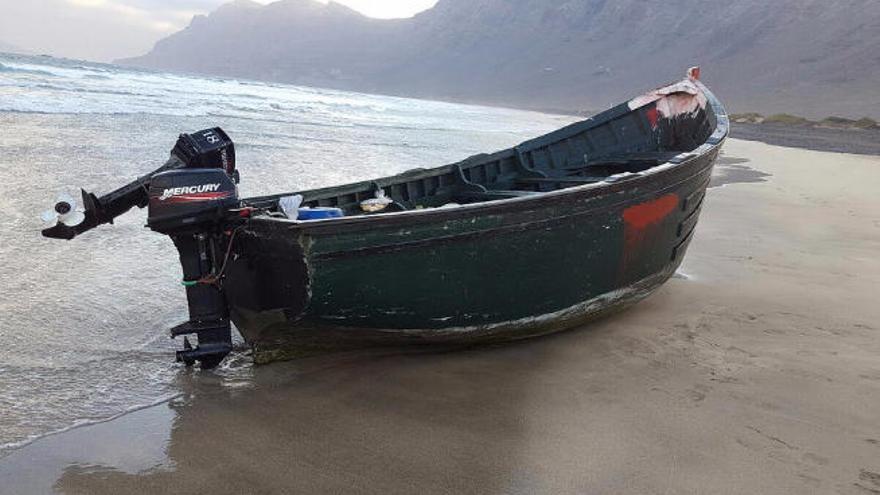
[41,128,242,368]
[147,169,240,368]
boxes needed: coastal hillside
[121,0,880,118]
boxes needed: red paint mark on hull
[645,105,660,129]
[619,193,680,281]
[623,194,679,230]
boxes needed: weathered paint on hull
[242,266,675,364]
[226,150,715,363]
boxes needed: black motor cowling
[172,127,236,175]
[147,168,239,234]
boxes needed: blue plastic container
[297,207,344,221]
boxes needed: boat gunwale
[242,79,729,233]
[308,166,714,261]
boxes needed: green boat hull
[225,75,728,363]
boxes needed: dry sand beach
[1,138,878,494]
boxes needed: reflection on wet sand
[0,402,176,494]
[710,155,772,188]
[60,345,557,493]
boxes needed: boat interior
[246,87,716,218]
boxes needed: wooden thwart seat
[516,177,604,185]
[565,151,682,172]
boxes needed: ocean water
[0,53,576,455]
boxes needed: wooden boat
[42,68,728,367]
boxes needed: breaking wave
[0,62,55,77]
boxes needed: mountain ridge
[120,0,880,118]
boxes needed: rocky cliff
[121,0,880,118]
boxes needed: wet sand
[1,138,879,494]
[731,122,880,156]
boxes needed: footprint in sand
[802,452,829,466]
[856,470,880,494]
[685,384,712,403]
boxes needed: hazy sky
[0,0,439,62]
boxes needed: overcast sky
[0,0,439,62]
